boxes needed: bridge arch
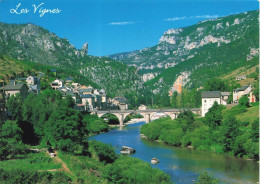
[97,112,133,126]
[93,108,200,125]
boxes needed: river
[89,121,259,184]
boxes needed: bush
[57,139,78,153]
[238,96,250,107]
[89,141,118,164]
[196,171,219,184]
[103,156,171,184]
[0,169,72,184]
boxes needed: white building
[80,94,95,111]
[201,91,232,116]
[201,91,221,117]
[51,79,63,90]
[233,85,252,103]
[26,76,37,86]
[220,92,230,105]
[236,75,246,81]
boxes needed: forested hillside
[0,23,143,97]
[110,10,259,94]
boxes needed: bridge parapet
[91,108,201,125]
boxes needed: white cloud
[108,21,135,26]
[191,15,219,19]
[164,15,220,22]
[164,16,186,21]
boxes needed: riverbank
[140,106,259,161]
[90,120,259,184]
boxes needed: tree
[0,121,26,160]
[1,120,22,141]
[205,102,223,130]
[204,78,228,91]
[221,116,240,152]
[177,110,195,132]
[252,79,259,101]
[251,118,259,143]
[44,108,86,153]
[6,94,22,121]
[238,96,249,107]
[170,91,178,108]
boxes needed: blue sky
[0,0,258,56]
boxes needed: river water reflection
[89,121,259,184]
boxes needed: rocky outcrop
[80,42,88,56]
[159,28,183,44]
[169,72,190,95]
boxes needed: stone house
[220,92,230,105]
[233,85,252,103]
[65,91,79,103]
[65,77,73,84]
[26,76,37,86]
[4,82,28,100]
[71,83,81,89]
[99,89,107,109]
[92,94,102,109]
[112,97,128,110]
[80,94,95,111]
[78,88,93,94]
[51,79,63,90]
[236,75,246,81]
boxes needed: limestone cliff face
[80,42,88,56]
[159,28,183,45]
[169,72,190,95]
[108,10,259,94]
[0,23,84,66]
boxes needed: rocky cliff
[109,10,259,93]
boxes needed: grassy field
[221,65,258,81]
[58,152,108,184]
[222,102,259,123]
[0,56,36,81]
[222,103,259,123]
[0,152,62,172]
[235,104,259,123]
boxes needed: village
[0,73,129,114]
[0,72,256,120]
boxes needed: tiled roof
[233,85,250,92]
[4,83,28,91]
[201,91,221,98]
[78,88,93,92]
[80,94,94,98]
[221,92,230,96]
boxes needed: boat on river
[121,146,136,154]
[151,158,159,164]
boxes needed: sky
[0,0,259,56]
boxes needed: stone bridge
[91,108,201,126]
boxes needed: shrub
[196,171,219,184]
[238,96,250,107]
[89,141,118,164]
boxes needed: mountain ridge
[108,9,259,93]
[0,22,143,97]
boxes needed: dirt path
[53,151,71,174]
